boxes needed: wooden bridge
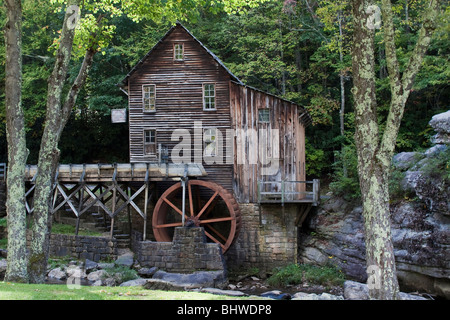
[22,162,206,239]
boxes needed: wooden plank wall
[230,83,306,203]
[127,26,233,192]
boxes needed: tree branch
[379,0,440,161]
[59,47,97,134]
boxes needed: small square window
[203,84,216,110]
[174,43,184,61]
[258,109,270,123]
[143,85,156,112]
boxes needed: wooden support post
[143,183,148,241]
[127,185,132,235]
[143,164,150,241]
[76,185,84,235]
[110,184,116,239]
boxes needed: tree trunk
[28,0,98,283]
[4,0,28,283]
[28,0,80,283]
[351,0,440,299]
[351,0,399,300]
[338,10,347,177]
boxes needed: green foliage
[420,147,450,183]
[0,0,448,201]
[47,255,75,270]
[267,263,345,288]
[103,265,138,283]
[388,168,407,200]
[0,238,7,249]
[329,144,361,200]
[305,139,327,177]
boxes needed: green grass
[0,281,255,300]
[51,223,103,237]
[267,263,345,288]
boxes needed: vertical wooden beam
[110,183,116,239]
[127,184,132,235]
[143,182,148,241]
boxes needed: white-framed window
[144,129,156,155]
[174,43,184,61]
[203,128,217,157]
[203,83,216,110]
[258,109,270,123]
[143,85,156,112]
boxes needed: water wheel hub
[152,179,241,253]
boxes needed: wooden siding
[230,82,307,203]
[127,25,233,192]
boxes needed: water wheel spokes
[152,179,241,253]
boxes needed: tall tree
[28,0,94,283]
[351,0,440,299]
[3,0,28,283]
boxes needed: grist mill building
[118,23,318,271]
[20,22,319,272]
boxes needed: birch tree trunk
[351,0,440,299]
[3,0,28,283]
[28,0,97,283]
[338,10,347,178]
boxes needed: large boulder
[298,158,449,299]
[429,110,450,144]
[151,270,228,289]
[299,196,449,298]
[343,281,427,300]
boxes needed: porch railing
[257,179,320,206]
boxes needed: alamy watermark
[66,5,81,30]
[366,5,382,30]
[170,121,280,176]
[367,265,381,290]
[66,266,84,290]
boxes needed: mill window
[204,128,217,157]
[144,129,156,155]
[143,85,156,112]
[174,43,184,61]
[258,109,270,123]
[203,83,216,110]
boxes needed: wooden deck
[24,162,207,183]
[257,179,320,206]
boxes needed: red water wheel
[152,179,241,253]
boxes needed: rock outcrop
[299,111,450,299]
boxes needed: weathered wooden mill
[23,23,319,272]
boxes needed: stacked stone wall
[225,203,299,272]
[136,227,226,274]
[26,232,118,262]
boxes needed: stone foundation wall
[135,227,226,273]
[226,203,299,272]
[26,232,118,262]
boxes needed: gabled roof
[119,22,312,127]
[120,22,243,86]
